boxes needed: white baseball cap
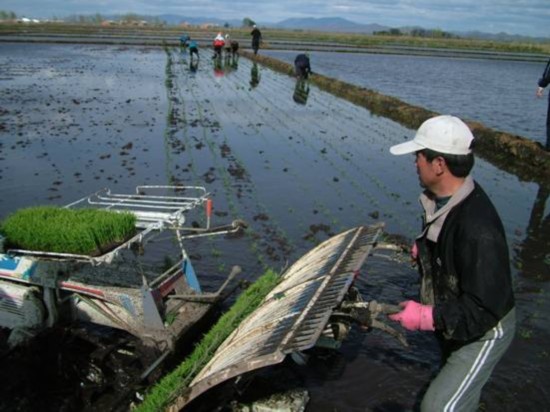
[390,115,474,155]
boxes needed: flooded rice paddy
[263,50,549,147]
[0,43,549,411]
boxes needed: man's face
[414,150,440,190]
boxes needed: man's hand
[388,300,435,331]
[536,86,544,98]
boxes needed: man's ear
[433,156,447,176]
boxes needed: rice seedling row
[214,75,356,247]
[223,63,410,234]
[168,48,295,271]
[204,60,348,238]
[247,69,417,234]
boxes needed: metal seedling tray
[6,185,213,265]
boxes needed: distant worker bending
[224,34,232,57]
[536,57,550,150]
[231,39,240,57]
[213,32,225,59]
[294,53,311,80]
[180,34,190,52]
[188,38,199,60]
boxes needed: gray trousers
[421,308,516,412]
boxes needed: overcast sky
[3,0,550,38]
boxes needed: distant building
[17,17,40,23]
[199,23,220,29]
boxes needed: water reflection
[212,55,239,79]
[293,79,310,105]
[224,54,239,73]
[224,54,239,71]
[250,63,260,89]
[517,184,550,280]
[189,59,199,74]
[213,57,225,78]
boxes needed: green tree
[0,10,17,20]
[431,28,444,38]
[92,13,104,24]
[122,13,140,23]
[242,17,255,27]
[411,28,427,37]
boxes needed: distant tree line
[374,27,458,39]
[64,13,165,25]
[1,11,259,28]
[0,10,17,20]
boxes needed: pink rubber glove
[388,300,435,331]
[411,242,418,260]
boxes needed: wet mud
[0,43,549,411]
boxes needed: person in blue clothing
[188,38,199,60]
[536,57,550,150]
[180,34,190,52]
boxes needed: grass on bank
[135,268,280,412]
[0,206,137,255]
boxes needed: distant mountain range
[272,17,388,34]
[147,15,547,42]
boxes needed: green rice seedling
[136,269,280,412]
[0,206,136,255]
[519,328,533,339]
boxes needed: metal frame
[5,185,233,265]
[167,224,385,410]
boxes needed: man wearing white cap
[388,115,516,411]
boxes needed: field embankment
[1,22,549,61]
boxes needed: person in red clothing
[388,115,516,411]
[212,32,225,59]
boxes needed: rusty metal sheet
[175,224,384,408]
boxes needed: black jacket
[539,58,550,89]
[251,28,262,41]
[294,54,310,69]
[417,182,515,343]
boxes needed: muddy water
[0,43,549,411]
